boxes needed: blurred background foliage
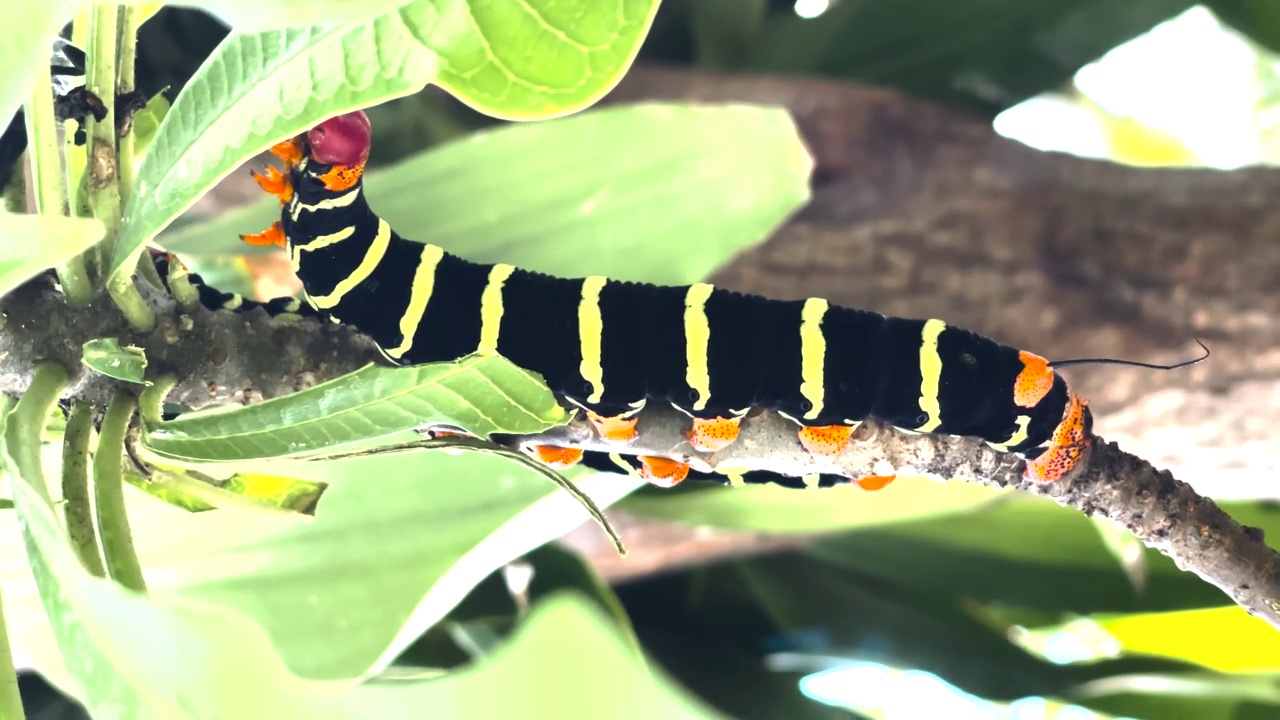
[21,2,1280,719]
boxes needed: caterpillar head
[298,110,372,192]
[307,110,372,167]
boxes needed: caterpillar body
[240,111,1093,489]
[153,253,875,491]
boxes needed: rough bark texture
[0,276,381,409]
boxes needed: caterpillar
[155,252,873,491]
[238,110,1093,489]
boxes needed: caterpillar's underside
[231,111,1093,490]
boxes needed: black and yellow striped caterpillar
[239,110,1093,489]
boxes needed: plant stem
[93,389,147,592]
[6,363,69,506]
[137,374,176,427]
[86,5,156,332]
[117,4,140,204]
[62,401,105,577]
[25,57,92,307]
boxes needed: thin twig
[62,400,105,577]
[93,389,146,591]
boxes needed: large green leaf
[1,379,324,717]
[807,494,1236,614]
[747,0,1196,113]
[153,0,415,31]
[143,355,568,461]
[0,0,84,130]
[112,0,660,283]
[135,448,644,680]
[350,594,721,718]
[2,415,696,716]
[426,0,660,120]
[618,474,1003,534]
[161,102,811,285]
[0,213,104,298]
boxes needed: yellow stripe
[477,263,516,355]
[684,283,715,412]
[307,219,391,310]
[290,225,356,271]
[578,276,607,403]
[915,318,946,432]
[988,415,1032,452]
[289,186,361,221]
[799,298,828,420]
[385,244,446,360]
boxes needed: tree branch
[0,275,382,409]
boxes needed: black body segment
[279,152,1073,459]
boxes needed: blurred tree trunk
[567,65,1280,580]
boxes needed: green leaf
[156,449,644,679]
[112,0,660,283]
[426,0,660,120]
[0,0,84,128]
[154,0,415,31]
[143,355,568,462]
[349,594,720,718]
[0,367,326,717]
[123,470,218,512]
[81,338,150,385]
[128,91,171,157]
[162,103,812,285]
[0,213,104,298]
[749,0,1196,114]
[806,494,1230,615]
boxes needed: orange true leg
[250,166,294,204]
[269,139,304,163]
[637,456,690,488]
[685,416,742,453]
[797,424,855,457]
[239,220,287,248]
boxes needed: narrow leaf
[0,213,104,298]
[143,355,568,461]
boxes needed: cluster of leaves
[0,1,812,718]
[4,2,1280,720]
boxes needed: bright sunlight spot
[794,0,831,21]
[996,5,1276,168]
